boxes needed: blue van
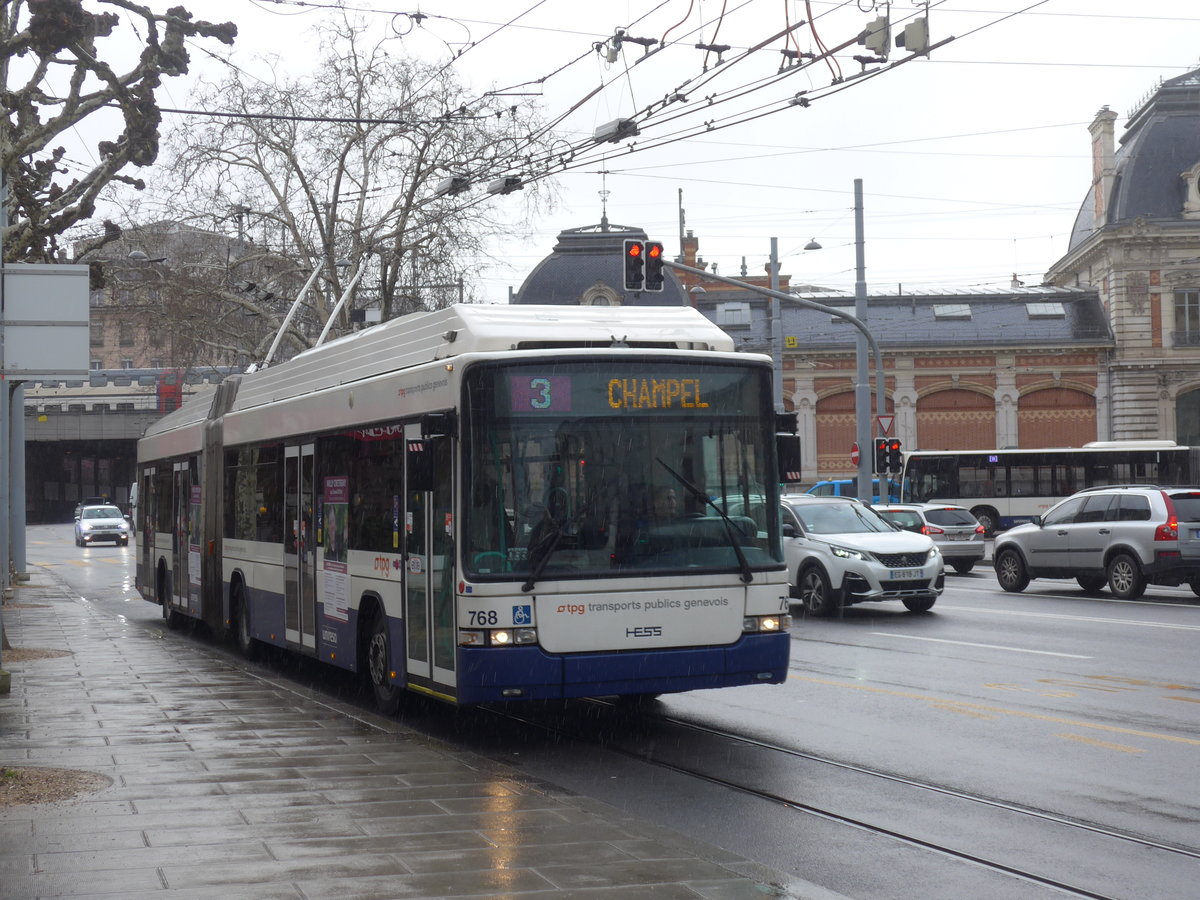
[806,478,899,504]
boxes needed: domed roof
[1069,68,1200,251]
[512,219,687,306]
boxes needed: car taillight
[975,524,986,535]
[926,525,944,535]
[1155,491,1178,541]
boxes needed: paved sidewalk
[0,568,831,900]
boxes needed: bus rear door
[284,444,317,650]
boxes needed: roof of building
[512,220,688,306]
[693,284,1113,352]
[1069,67,1200,251]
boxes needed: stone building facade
[1046,68,1200,445]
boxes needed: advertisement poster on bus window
[188,485,201,609]
[323,477,349,623]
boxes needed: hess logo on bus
[626,626,662,638]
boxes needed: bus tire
[799,565,839,617]
[233,583,258,660]
[951,560,975,574]
[1190,579,1200,598]
[995,548,1029,592]
[1107,553,1145,600]
[902,596,936,613]
[365,607,402,716]
[971,506,999,536]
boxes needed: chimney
[1088,106,1118,227]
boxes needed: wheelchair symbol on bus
[512,605,531,626]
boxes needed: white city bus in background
[899,441,1200,534]
[134,304,793,710]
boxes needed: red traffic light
[647,243,662,259]
[627,242,643,258]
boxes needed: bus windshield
[463,359,783,580]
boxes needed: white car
[781,495,944,616]
[74,504,131,547]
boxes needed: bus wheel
[162,601,184,630]
[971,507,999,536]
[902,596,936,613]
[233,584,258,660]
[995,549,1029,592]
[799,566,838,617]
[366,609,402,716]
[1190,579,1200,598]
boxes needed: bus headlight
[458,628,539,647]
[743,614,790,633]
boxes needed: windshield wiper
[656,458,754,584]
[521,523,566,593]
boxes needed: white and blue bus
[899,440,1200,534]
[135,304,792,710]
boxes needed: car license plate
[948,534,968,541]
[892,568,923,579]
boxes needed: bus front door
[403,429,457,698]
[284,444,317,650]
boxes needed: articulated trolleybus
[135,304,792,709]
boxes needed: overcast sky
[116,1,1200,300]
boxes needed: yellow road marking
[792,674,1200,747]
[1056,733,1144,754]
[1165,695,1200,704]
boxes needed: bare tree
[157,13,551,363]
[0,0,236,262]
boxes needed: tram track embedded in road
[480,697,1200,900]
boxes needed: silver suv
[993,485,1200,599]
[781,495,944,616]
[874,503,986,574]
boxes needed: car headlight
[831,545,866,560]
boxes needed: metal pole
[770,237,783,412]
[10,381,25,580]
[854,179,873,502]
[0,167,10,599]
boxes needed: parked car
[806,478,900,504]
[992,485,1200,599]
[781,494,944,616]
[875,503,986,574]
[74,504,131,547]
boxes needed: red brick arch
[915,388,994,450]
[1018,387,1096,446]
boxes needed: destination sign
[492,361,763,418]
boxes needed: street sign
[876,415,894,436]
[850,441,860,465]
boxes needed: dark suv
[993,485,1200,599]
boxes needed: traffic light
[623,239,645,290]
[887,438,903,473]
[858,14,889,56]
[644,241,665,291]
[873,437,888,476]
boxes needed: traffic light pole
[853,179,872,504]
[663,255,887,464]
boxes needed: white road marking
[870,632,1093,658]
